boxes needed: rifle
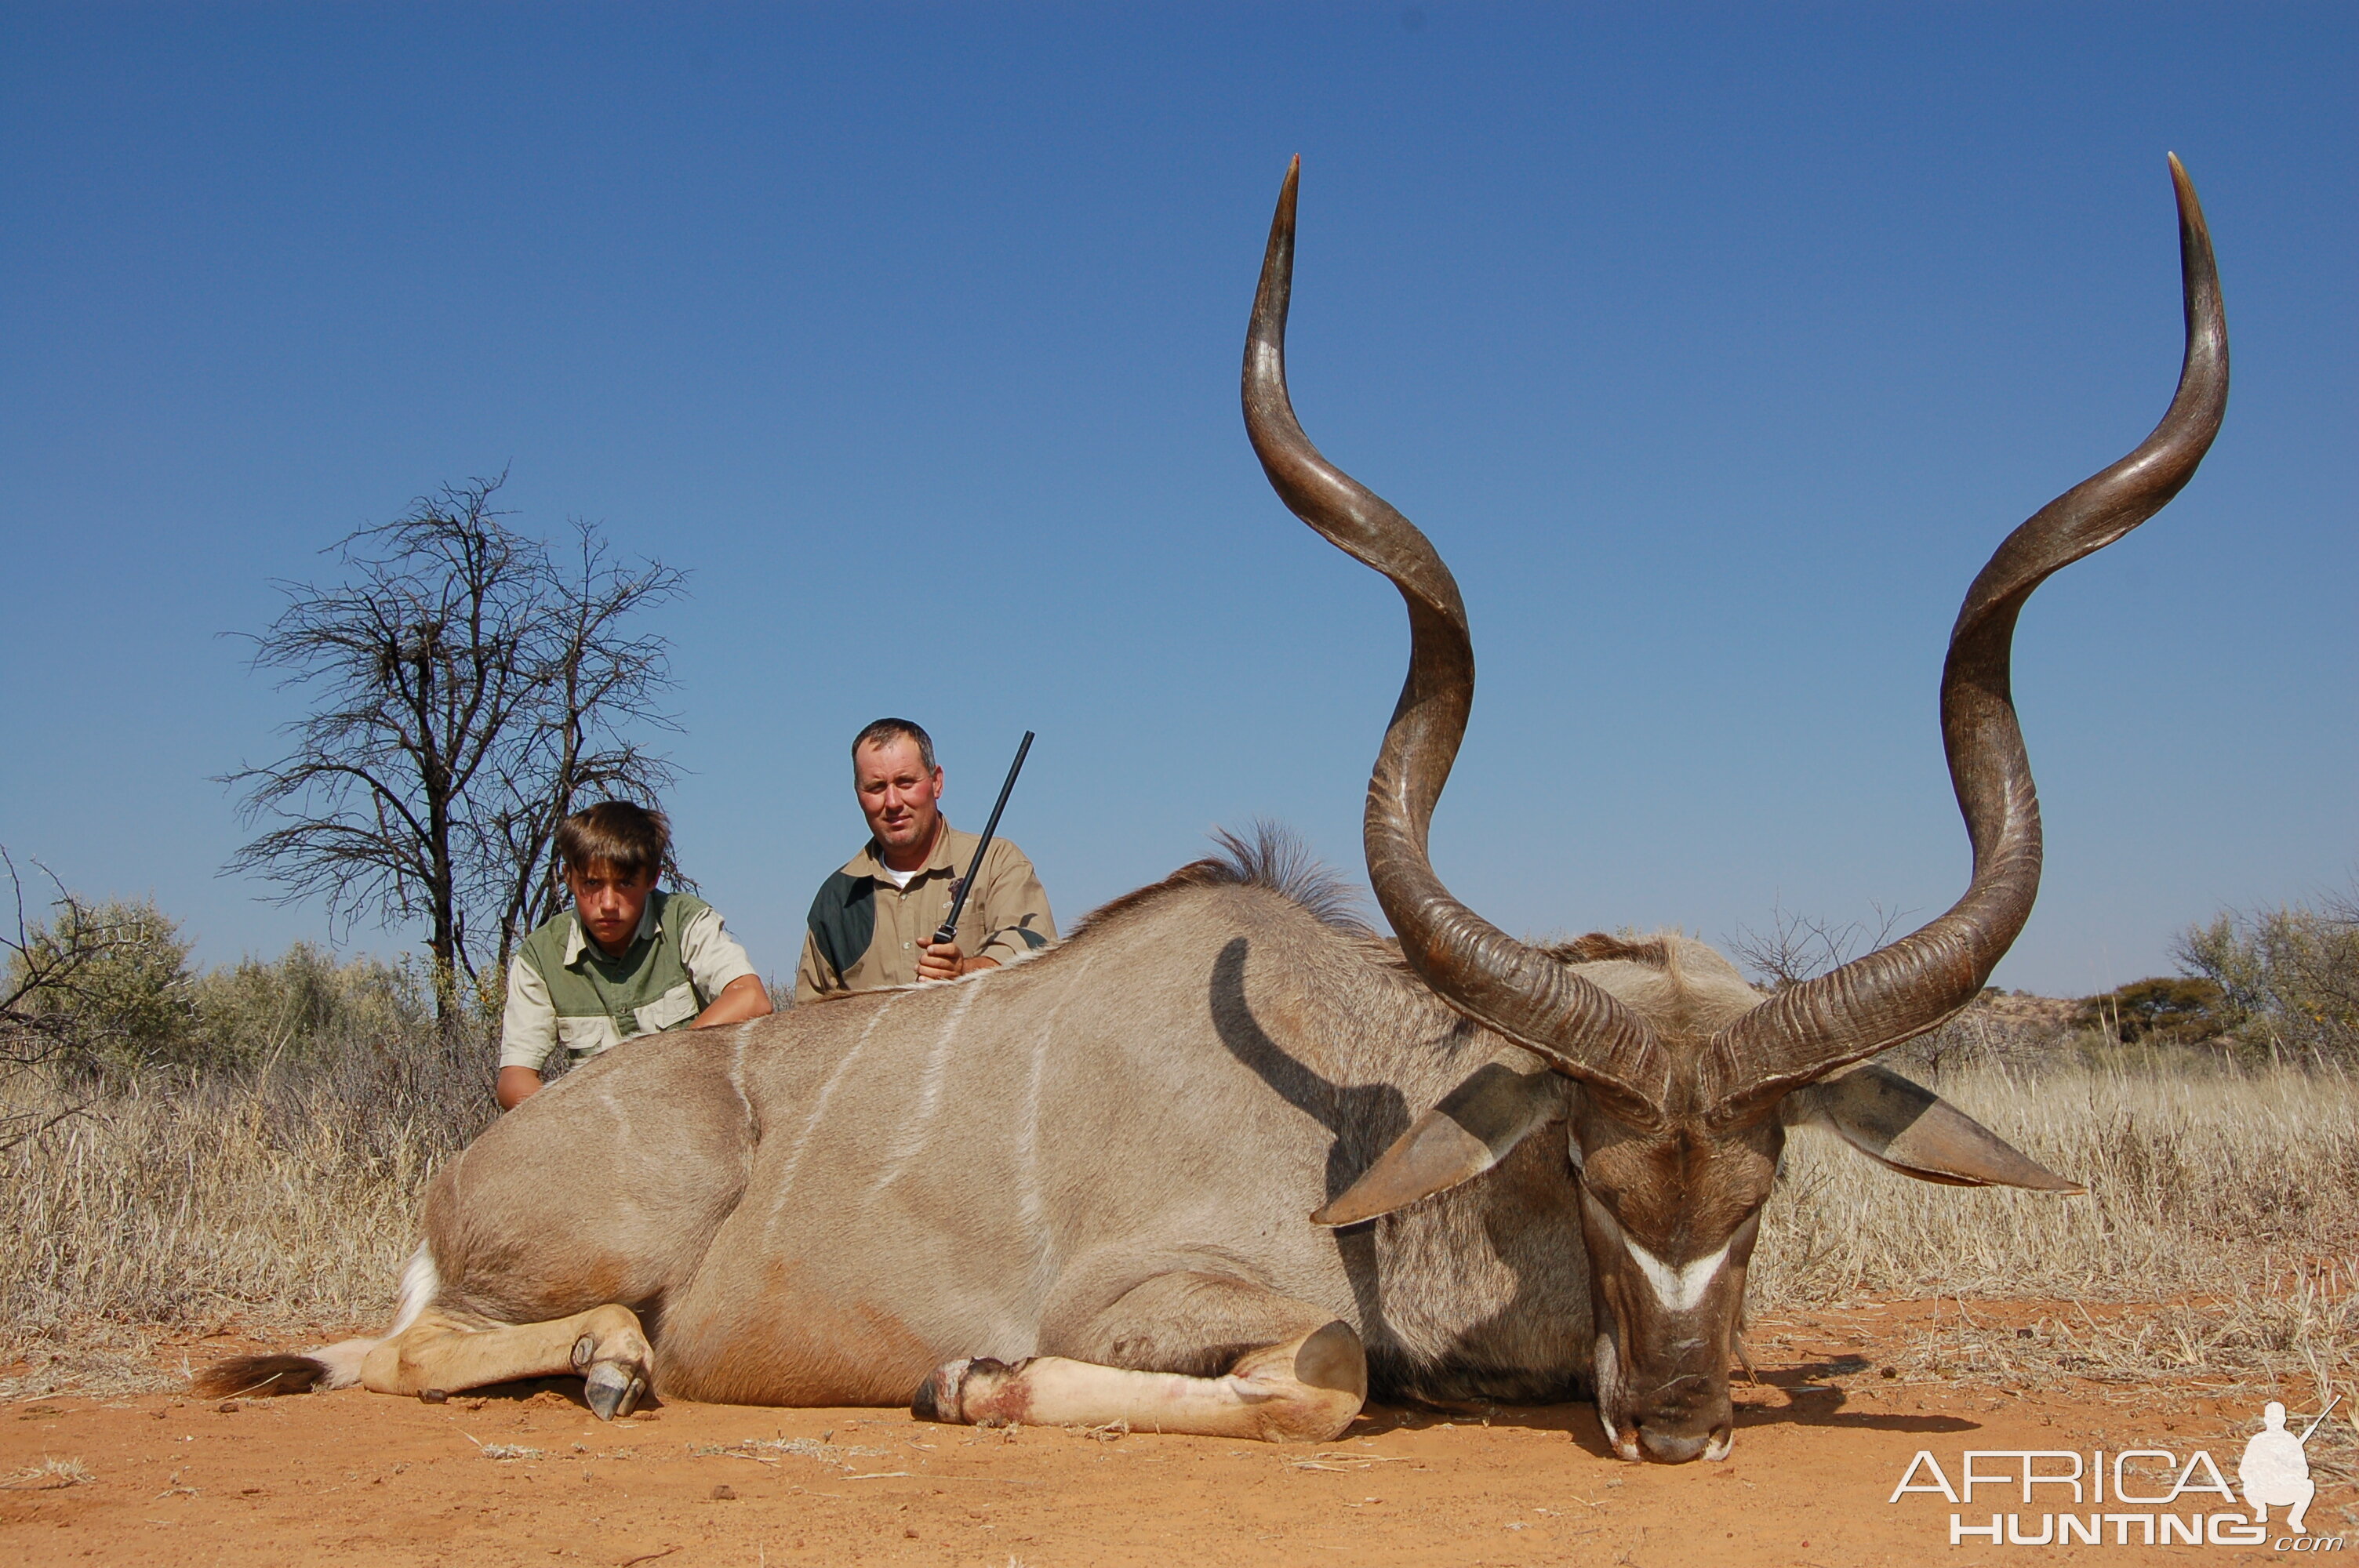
[932,731,1034,948]
[2298,1394,2342,1445]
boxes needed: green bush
[8,884,439,1080]
[2175,897,2359,1065]
[5,897,198,1074]
[186,944,431,1071]
[2074,976,2230,1047]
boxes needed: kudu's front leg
[362,1303,656,1420]
[912,1271,1367,1442]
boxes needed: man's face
[565,860,659,959]
[855,737,944,862]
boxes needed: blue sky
[2,4,2351,998]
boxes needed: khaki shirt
[499,891,757,1071]
[795,822,1056,1002]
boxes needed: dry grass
[1757,1058,2359,1305]
[1754,1058,2359,1519]
[0,1033,489,1398]
[467,1439,545,1461]
[0,1454,94,1490]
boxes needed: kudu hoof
[569,1312,653,1421]
[583,1361,646,1421]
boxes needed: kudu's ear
[1783,1063,2083,1192]
[1313,1048,1565,1227]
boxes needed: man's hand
[693,973,774,1029]
[917,941,1000,982]
[496,1066,543,1110]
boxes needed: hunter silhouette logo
[1888,1397,2345,1548]
[2242,1397,2334,1535]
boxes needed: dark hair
[852,717,936,772]
[554,800,671,880]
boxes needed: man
[795,718,1055,1002]
[2240,1400,2318,1534]
[497,800,772,1109]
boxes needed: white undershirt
[878,862,925,890]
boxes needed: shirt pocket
[634,982,700,1035]
[557,1014,623,1058]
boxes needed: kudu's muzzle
[1582,1192,1754,1462]
[1611,1358,1734,1465]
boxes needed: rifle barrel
[932,731,1034,947]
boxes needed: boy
[496,800,772,1109]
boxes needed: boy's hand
[496,1066,543,1110]
[692,973,773,1029]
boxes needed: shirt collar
[562,889,665,967]
[845,818,958,881]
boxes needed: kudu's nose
[1637,1423,1721,1463]
[1637,1425,1706,1462]
[1623,1364,1732,1462]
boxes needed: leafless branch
[1,848,149,1073]
[1725,898,1914,990]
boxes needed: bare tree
[478,522,688,982]
[1725,899,1910,991]
[1728,899,2068,1075]
[224,476,683,1023]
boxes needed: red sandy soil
[2,1301,2338,1567]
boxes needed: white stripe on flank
[1018,953,1092,1277]
[596,1082,632,1137]
[868,983,983,1199]
[775,1000,895,1201]
[1620,1235,1732,1314]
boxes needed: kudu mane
[1066,822,1374,942]
[1074,824,1761,1052]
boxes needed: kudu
[201,157,2226,1464]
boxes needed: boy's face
[565,860,659,959]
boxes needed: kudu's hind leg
[913,1272,1366,1442]
[361,1303,655,1420]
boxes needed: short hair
[852,717,936,772]
[554,800,670,880]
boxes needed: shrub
[2175,895,2359,1065]
[1886,989,2073,1075]
[2074,976,2230,1047]
[186,944,430,1072]
[5,865,454,1086]
[5,896,198,1076]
